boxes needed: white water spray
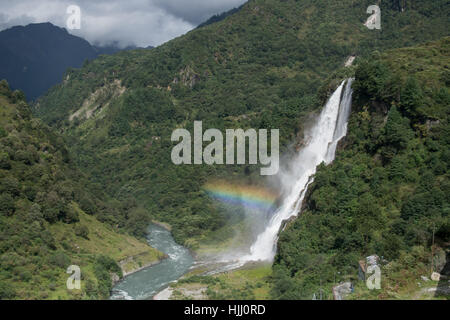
[240,78,354,262]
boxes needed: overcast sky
[0,0,247,47]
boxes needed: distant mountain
[0,23,149,101]
[93,44,136,55]
[93,41,153,56]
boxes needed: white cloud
[0,0,247,47]
[152,0,247,24]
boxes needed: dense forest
[0,81,162,299]
[156,37,449,300]
[1,0,447,301]
[34,0,449,248]
[272,38,450,299]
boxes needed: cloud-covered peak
[0,0,247,47]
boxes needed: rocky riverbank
[119,251,169,277]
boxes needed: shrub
[0,194,15,216]
[74,225,89,239]
[0,282,16,299]
[49,251,70,269]
[93,255,122,298]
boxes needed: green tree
[0,282,16,299]
[381,105,414,156]
[75,224,90,239]
[354,194,385,250]
[399,77,423,120]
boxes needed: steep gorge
[35,0,450,248]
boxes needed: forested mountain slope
[0,81,163,299]
[197,4,244,29]
[34,0,449,246]
[273,37,450,299]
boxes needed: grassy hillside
[34,0,450,247]
[0,81,163,299]
[272,38,450,299]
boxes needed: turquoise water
[110,224,194,300]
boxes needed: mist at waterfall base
[202,181,279,262]
[205,79,354,266]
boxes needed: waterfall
[240,78,354,263]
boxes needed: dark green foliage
[34,0,450,246]
[2,0,446,300]
[383,106,413,150]
[78,196,96,215]
[74,225,89,239]
[399,77,424,120]
[49,251,70,269]
[93,255,123,298]
[125,207,150,238]
[354,60,396,103]
[0,193,14,216]
[0,81,138,299]
[380,106,415,162]
[0,126,7,138]
[0,282,16,299]
[272,38,450,299]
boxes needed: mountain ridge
[0,22,148,101]
[34,0,449,246]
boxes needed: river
[110,79,354,299]
[110,224,194,300]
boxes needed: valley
[0,0,449,301]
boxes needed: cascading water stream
[114,79,355,297]
[240,78,354,263]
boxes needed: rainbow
[203,181,278,212]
